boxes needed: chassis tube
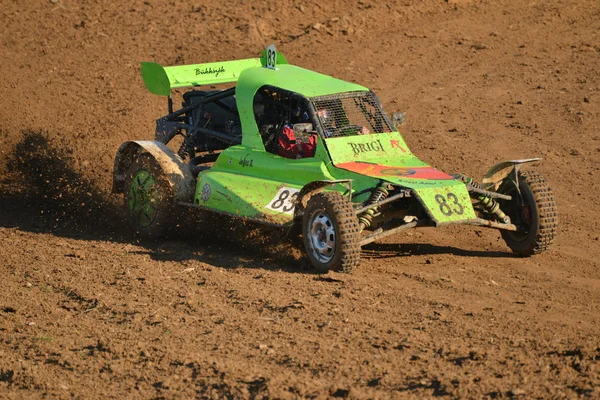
[159,87,237,121]
[468,187,512,201]
[194,126,241,145]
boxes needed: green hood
[325,132,476,225]
[325,132,457,189]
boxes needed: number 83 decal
[266,187,300,214]
[434,192,464,216]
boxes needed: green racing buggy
[113,46,558,273]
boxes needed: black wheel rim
[503,188,533,241]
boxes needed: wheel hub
[308,211,336,263]
[128,170,158,227]
[520,204,532,225]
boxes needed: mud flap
[481,158,541,192]
[112,140,195,202]
[411,183,477,226]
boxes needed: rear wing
[141,49,288,96]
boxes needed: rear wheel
[124,153,174,238]
[499,170,558,255]
[302,192,361,273]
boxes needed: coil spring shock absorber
[358,182,389,231]
[453,174,510,223]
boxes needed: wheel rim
[128,170,159,228]
[503,189,532,241]
[307,210,336,264]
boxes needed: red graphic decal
[390,140,406,152]
[336,162,454,180]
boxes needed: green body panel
[196,171,300,224]
[194,145,347,224]
[192,134,475,225]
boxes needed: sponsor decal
[239,154,254,167]
[201,183,211,202]
[380,168,417,176]
[195,65,226,77]
[348,139,385,155]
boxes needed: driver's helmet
[316,109,331,121]
[316,109,333,137]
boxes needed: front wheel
[123,153,174,239]
[302,192,361,273]
[499,170,558,256]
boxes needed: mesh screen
[311,91,393,138]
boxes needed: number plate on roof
[266,44,277,70]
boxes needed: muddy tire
[499,170,558,256]
[302,192,361,273]
[123,153,174,239]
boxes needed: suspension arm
[360,221,421,246]
[354,191,411,215]
[463,218,518,231]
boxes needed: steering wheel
[330,124,366,137]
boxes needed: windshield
[310,91,394,138]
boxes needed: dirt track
[1,0,599,398]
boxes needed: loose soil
[1,0,599,398]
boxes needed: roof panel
[237,64,368,98]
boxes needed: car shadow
[122,211,314,274]
[0,188,314,274]
[362,242,516,259]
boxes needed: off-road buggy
[113,46,558,273]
